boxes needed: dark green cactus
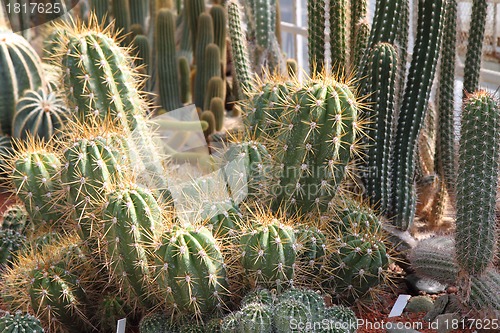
[0,229,26,265]
[13,86,70,141]
[0,29,44,135]
[350,0,368,53]
[200,199,242,239]
[456,91,499,275]
[210,97,225,132]
[323,305,358,333]
[1,204,29,233]
[221,312,241,333]
[239,302,274,333]
[274,298,312,333]
[179,56,192,104]
[352,19,370,70]
[0,312,44,333]
[129,0,149,28]
[278,288,326,321]
[102,185,162,307]
[389,0,446,230]
[157,9,183,111]
[362,43,398,212]
[240,288,276,307]
[227,0,252,99]
[0,135,14,178]
[295,226,327,273]
[186,0,206,58]
[436,0,458,202]
[152,225,229,318]
[139,312,174,333]
[329,0,348,72]
[113,0,131,43]
[307,0,326,74]
[90,0,109,25]
[463,0,487,95]
[132,34,151,83]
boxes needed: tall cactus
[210,5,227,69]
[157,9,183,111]
[330,0,348,72]
[227,0,252,99]
[186,0,206,58]
[113,0,131,43]
[129,0,149,28]
[462,0,488,95]
[350,0,367,52]
[307,0,326,74]
[193,13,215,108]
[436,0,458,202]
[456,91,499,276]
[363,43,398,213]
[90,0,109,25]
[389,0,446,230]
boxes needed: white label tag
[388,294,411,318]
[116,318,126,333]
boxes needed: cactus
[352,19,370,74]
[152,225,229,318]
[463,0,487,95]
[157,9,183,111]
[221,312,241,332]
[179,56,192,104]
[193,12,215,106]
[210,5,227,68]
[11,144,64,228]
[240,288,276,307]
[1,204,29,233]
[0,29,44,135]
[239,302,274,333]
[204,77,225,111]
[96,293,131,333]
[61,134,126,241]
[278,288,326,321]
[210,97,226,132]
[329,0,348,72]
[13,86,70,141]
[201,199,242,239]
[201,110,216,136]
[362,43,398,212]
[132,34,151,88]
[0,229,26,265]
[102,185,162,307]
[286,58,298,78]
[196,43,221,109]
[0,312,44,333]
[389,0,446,230]
[350,0,368,51]
[129,0,149,28]
[139,312,175,333]
[436,0,458,202]
[240,216,298,290]
[186,0,206,58]
[227,0,252,100]
[90,0,109,25]
[307,0,326,74]
[113,0,131,42]
[179,323,205,333]
[295,226,327,273]
[323,305,358,333]
[274,298,312,333]
[0,135,14,178]
[456,92,499,275]
[269,74,361,213]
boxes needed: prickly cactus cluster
[0,0,497,330]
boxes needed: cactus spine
[0,30,44,135]
[456,92,499,276]
[90,0,109,25]
[0,229,26,265]
[157,9,183,111]
[462,0,487,95]
[239,302,274,333]
[389,0,446,230]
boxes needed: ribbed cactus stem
[330,0,348,72]
[210,5,227,67]
[186,0,206,58]
[390,0,446,230]
[196,43,221,109]
[90,0,109,25]
[254,0,273,51]
[363,43,398,213]
[157,9,182,111]
[193,13,215,108]
[204,76,225,111]
[227,0,252,99]
[113,0,131,43]
[456,91,499,276]
[307,0,326,74]
[462,0,487,96]
[210,97,225,132]
[352,20,370,70]
[436,0,457,203]
[129,0,149,28]
[350,0,368,51]
[178,56,191,104]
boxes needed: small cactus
[1,204,29,233]
[239,302,274,333]
[0,229,26,266]
[139,312,175,333]
[0,312,44,333]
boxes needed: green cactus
[139,312,175,333]
[240,218,298,290]
[307,0,326,74]
[210,97,226,132]
[220,312,242,333]
[286,58,298,78]
[278,288,326,321]
[362,43,398,212]
[329,0,348,72]
[0,229,26,266]
[186,0,206,58]
[0,29,44,135]
[436,0,458,202]
[350,0,368,52]
[295,226,327,273]
[13,86,70,141]
[179,56,192,104]
[238,302,274,333]
[241,288,276,307]
[201,109,216,136]
[0,135,14,178]
[61,135,126,241]
[193,12,215,106]
[11,146,64,228]
[157,9,183,111]
[0,312,44,333]
[152,225,229,318]
[96,293,131,333]
[456,91,499,275]
[33,231,62,251]
[90,0,109,25]
[129,0,149,28]
[132,34,151,85]
[323,305,358,333]
[179,323,205,333]
[463,0,488,95]
[210,4,228,68]
[201,199,242,239]
[204,77,225,111]
[352,19,370,74]
[113,0,131,42]
[274,298,312,333]
[102,185,162,307]
[270,76,360,213]
[227,0,252,100]
[1,204,29,233]
[196,43,221,109]
[389,0,446,230]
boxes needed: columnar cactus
[90,0,109,25]
[179,56,192,103]
[352,19,370,69]
[157,9,183,111]
[362,43,398,212]
[350,0,368,52]
[0,29,44,135]
[456,92,499,275]
[0,135,14,177]
[13,86,70,141]
[0,312,44,333]
[307,0,326,74]
[210,5,227,68]
[463,0,488,95]
[329,0,348,72]
[227,0,252,99]
[1,204,29,233]
[186,0,206,58]
[152,225,229,318]
[210,97,226,132]
[11,144,64,228]
[129,0,149,28]
[102,185,162,307]
[112,0,131,42]
[389,0,446,230]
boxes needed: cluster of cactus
[220,288,358,333]
[0,311,45,333]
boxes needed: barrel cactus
[1,204,29,233]
[200,199,243,239]
[238,302,274,333]
[240,288,276,307]
[152,225,229,318]
[274,298,312,333]
[278,288,326,321]
[295,225,327,273]
[12,85,69,141]
[0,29,44,135]
[323,305,358,333]
[139,312,175,333]
[221,311,242,333]
[0,312,44,333]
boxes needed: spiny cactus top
[0,311,44,333]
